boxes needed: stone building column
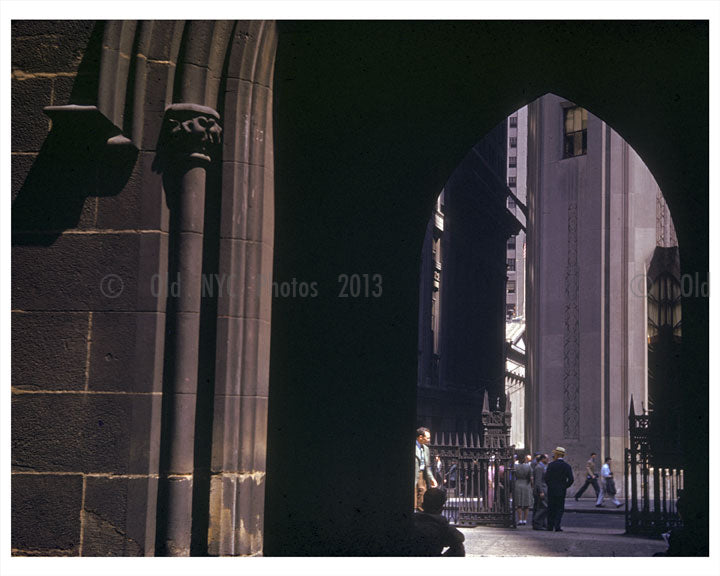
[154,103,222,556]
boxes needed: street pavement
[457,497,667,557]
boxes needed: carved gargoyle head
[154,103,222,172]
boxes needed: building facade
[504,106,529,449]
[417,123,521,434]
[525,93,679,487]
[505,106,528,320]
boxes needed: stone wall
[11,20,276,557]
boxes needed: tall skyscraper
[525,93,679,485]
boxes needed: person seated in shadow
[653,492,709,557]
[410,487,465,556]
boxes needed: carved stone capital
[161,103,222,164]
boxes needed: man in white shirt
[596,457,622,507]
[415,427,438,511]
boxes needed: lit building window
[563,106,588,158]
[507,280,516,293]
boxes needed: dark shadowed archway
[264,20,707,555]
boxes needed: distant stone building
[505,106,528,320]
[525,93,680,486]
[505,319,526,449]
[503,107,529,449]
[417,122,521,434]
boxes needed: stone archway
[264,20,708,556]
[11,20,707,557]
[12,20,277,557]
[95,21,278,556]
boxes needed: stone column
[155,103,222,556]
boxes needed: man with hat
[544,446,574,532]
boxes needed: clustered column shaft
[156,103,222,556]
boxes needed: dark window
[507,197,516,209]
[509,156,517,168]
[563,106,588,158]
[509,136,517,148]
[507,258,516,271]
[508,176,517,188]
[509,116,518,127]
[507,280,516,293]
[507,236,516,249]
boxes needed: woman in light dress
[513,454,534,525]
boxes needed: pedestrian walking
[596,457,622,508]
[545,446,574,531]
[574,452,601,501]
[531,453,549,530]
[513,454,533,525]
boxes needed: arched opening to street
[413,94,685,554]
[8,19,708,560]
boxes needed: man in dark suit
[415,427,438,511]
[544,446,574,532]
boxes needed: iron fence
[625,398,684,536]
[431,432,516,527]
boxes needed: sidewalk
[458,524,666,557]
[458,497,665,557]
[564,495,626,514]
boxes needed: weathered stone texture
[137,20,183,62]
[88,312,165,393]
[12,393,143,474]
[51,75,77,107]
[211,395,268,474]
[223,80,271,166]
[208,473,265,556]
[11,153,36,202]
[214,317,271,397]
[134,58,176,150]
[216,237,273,321]
[94,151,169,232]
[11,474,83,555]
[11,311,89,391]
[12,232,166,312]
[11,77,52,152]
[11,21,95,69]
[82,476,158,556]
[220,161,273,243]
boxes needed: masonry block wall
[12,20,165,556]
[11,20,276,557]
